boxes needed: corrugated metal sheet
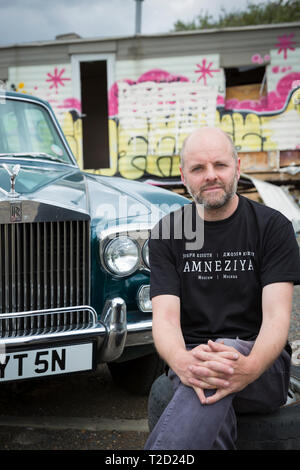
[0,23,299,68]
[245,174,300,232]
[115,24,300,67]
[68,40,117,55]
[116,53,224,85]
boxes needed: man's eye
[192,166,203,171]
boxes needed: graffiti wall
[107,54,224,179]
[108,41,300,179]
[7,31,300,180]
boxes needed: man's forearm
[151,295,190,379]
[151,295,215,390]
[246,311,290,380]
[152,316,186,366]
[247,282,292,379]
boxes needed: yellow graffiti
[60,88,300,180]
[16,82,28,94]
[94,119,118,176]
[61,111,83,168]
[217,111,277,152]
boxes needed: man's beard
[185,173,238,210]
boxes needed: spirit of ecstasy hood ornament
[2,163,21,198]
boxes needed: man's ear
[180,166,185,185]
[236,157,241,181]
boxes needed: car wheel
[108,352,165,396]
[148,368,300,450]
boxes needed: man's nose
[204,165,217,181]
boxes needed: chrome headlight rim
[137,284,152,312]
[142,239,150,268]
[103,235,141,277]
[99,224,153,277]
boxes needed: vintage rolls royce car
[0,91,188,394]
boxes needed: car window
[24,106,54,153]
[1,109,22,152]
[0,99,73,164]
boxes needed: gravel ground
[0,427,149,451]
[290,284,300,343]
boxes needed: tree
[172,0,300,31]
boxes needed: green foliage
[172,0,300,31]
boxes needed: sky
[0,0,272,46]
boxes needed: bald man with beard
[145,127,300,450]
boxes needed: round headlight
[142,239,150,268]
[104,236,140,276]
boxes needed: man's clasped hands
[174,340,258,405]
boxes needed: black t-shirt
[149,194,300,345]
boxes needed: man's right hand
[171,343,239,404]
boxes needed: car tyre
[148,369,300,450]
[108,352,165,396]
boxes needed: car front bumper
[0,298,153,364]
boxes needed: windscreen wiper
[0,152,66,163]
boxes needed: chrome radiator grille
[0,220,90,337]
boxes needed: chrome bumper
[0,298,153,363]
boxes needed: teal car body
[0,91,188,390]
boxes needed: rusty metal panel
[280,150,300,167]
[239,151,279,172]
[226,84,264,101]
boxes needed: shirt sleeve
[260,216,300,287]
[149,218,181,299]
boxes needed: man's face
[180,131,240,210]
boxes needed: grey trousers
[144,338,291,450]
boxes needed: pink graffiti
[275,33,296,60]
[217,95,225,106]
[272,65,293,74]
[252,53,270,65]
[195,59,220,85]
[137,69,188,84]
[108,69,189,116]
[225,72,300,112]
[57,97,81,112]
[251,53,263,64]
[108,68,300,118]
[46,67,71,92]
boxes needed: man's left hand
[188,340,258,404]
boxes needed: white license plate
[0,343,94,382]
